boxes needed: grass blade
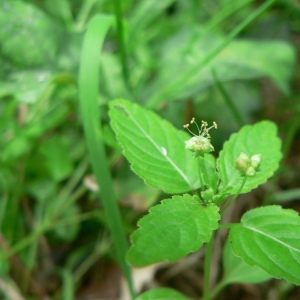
[78,14,135,298]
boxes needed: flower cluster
[235,152,262,176]
[184,118,217,158]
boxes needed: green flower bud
[235,152,262,177]
[235,152,250,171]
[201,187,215,203]
[245,166,256,177]
[250,154,262,169]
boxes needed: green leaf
[39,136,73,182]
[217,121,282,195]
[0,70,52,103]
[222,238,272,284]
[127,194,220,267]
[230,205,300,285]
[109,99,201,194]
[135,288,191,300]
[199,154,219,192]
[0,1,59,67]
[148,28,295,103]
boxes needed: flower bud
[250,154,262,169]
[245,166,256,177]
[235,152,250,171]
[235,152,262,177]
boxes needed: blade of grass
[75,0,98,31]
[147,0,276,108]
[113,0,131,92]
[211,68,246,127]
[78,14,135,298]
[205,0,254,31]
[282,109,300,161]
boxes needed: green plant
[108,99,300,299]
[1,0,299,298]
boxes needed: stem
[210,279,227,299]
[147,0,276,108]
[221,176,247,215]
[203,234,214,300]
[197,157,205,191]
[211,68,246,127]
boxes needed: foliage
[1,0,300,299]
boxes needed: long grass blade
[78,14,135,298]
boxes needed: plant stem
[197,157,205,191]
[221,176,247,215]
[203,234,214,300]
[211,68,246,127]
[210,279,226,299]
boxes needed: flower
[184,118,217,158]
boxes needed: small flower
[235,152,262,177]
[184,118,217,158]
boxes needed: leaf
[129,0,175,39]
[222,238,272,284]
[217,121,282,195]
[0,1,59,67]
[199,154,219,192]
[229,205,300,285]
[39,136,74,182]
[109,99,201,194]
[147,27,295,104]
[127,194,220,267]
[135,288,191,300]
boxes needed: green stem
[221,176,247,215]
[210,279,227,299]
[147,0,276,108]
[197,157,205,191]
[211,68,246,127]
[203,234,214,300]
[113,0,131,92]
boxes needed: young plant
[109,99,300,299]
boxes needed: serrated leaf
[127,194,220,267]
[109,99,201,194]
[135,287,191,300]
[217,121,282,195]
[230,205,300,285]
[223,238,272,284]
